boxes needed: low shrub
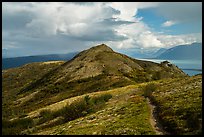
[143,83,157,98]
[84,95,91,104]
[152,71,161,80]
[54,93,112,123]
[21,93,113,133]
[90,94,112,105]
[38,109,54,125]
[2,117,33,135]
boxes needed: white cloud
[162,20,177,27]
[2,2,202,57]
[157,33,202,48]
[136,31,164,48]
[112,23,164,49]
[107,2,159,21]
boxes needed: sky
[2,2,202,58]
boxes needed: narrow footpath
[147,98,169,135]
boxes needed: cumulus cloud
[110,23,164,49]
[157,33,202,48]
[2,2,202,57]
[106,2,202,49]
[3,2,130,40]
[107,2,159,21]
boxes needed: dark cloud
[72,30,128,42]
[2,10,34,31]
[101,18,135,26]
[66,18,134,41]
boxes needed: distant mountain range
[118,48,167,59]
[2,52,78,70]
[129,43,202,60]
[156,43,202,60]
[2,43,202,70]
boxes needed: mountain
[121,51,151,59]
[151,48,167,58]
[2,52,78,70]
[17,44,186,99]
[2,43,186,116]
[156,43,202,60]
[120,48,167,59]
[3,44,197,135]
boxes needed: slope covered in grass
[3,44,198,135]
[148,74,202,135]
[2,74,202,135]
[28,75,202,135]
[2,44,186,121]
[2,61,65,119]
[28,85,155,135]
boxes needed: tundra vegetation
[2,44,201,135]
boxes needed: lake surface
[138,58,202,76]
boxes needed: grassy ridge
[2,44,187,121]
[2,75,202,135]
[2,61,64,119]
[2,44,199,135]
[31,85,156,135]
[149,75,202,135]
[2,93,112,135]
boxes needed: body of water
[138,58,202,76]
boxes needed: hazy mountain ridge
[3,43,201,70]
[151,48,167,58]
[156,43,202,60]
[2,52,78,70]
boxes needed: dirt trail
[147,98,168,135]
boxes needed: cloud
[106,2,202,49]
[157,33,202,48]
[162,20,177,27]
[107,2,159,21]
[3,2,131,40]
[2,2,202,57]
[2,2,130,57]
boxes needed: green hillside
[14,75,201,135]
[2,44,201,135]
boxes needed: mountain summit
[88,44,114,52]
[15,44,186,109]
[3,44,187,122]
[3,44,196,135]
